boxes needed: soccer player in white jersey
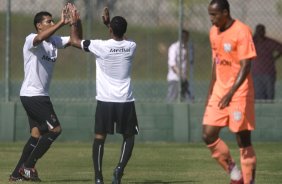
[9,5,73,182]
[69,5,139,184]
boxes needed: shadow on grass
[43,179,199,183]
[128,180,199,183]
[44,179,92,183]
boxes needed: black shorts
[20,96,60,133]
[95,101,139,135]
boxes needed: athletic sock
[240,146,256,184]
[11,136,39,177]
[207,138,234,173]
[117,135,135,171]
[24,131,61,168]
[93,138,105,180]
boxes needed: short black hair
[182,29,189,35]
[256,24,265,30]
[34,11,52,31]
[110,16,127,38]
[209,0,230,13]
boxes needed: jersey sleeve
[168,44,177,67]
[25,34,37,50]
[209,27,217,61]
[237,27,257,60]
[81,39,103,56]
[52,36,70,49]
[130,41,137,55]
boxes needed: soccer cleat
[9,175,27,182]
[112,167,123,184]
[229,162,243,184]
[230,177,244,184]
[19,165,41,182]
[95,179,104,184]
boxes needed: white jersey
[167,41,188,81]
[81,39,136,102]
[20,33,70,96]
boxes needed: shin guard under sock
[240,146,256,184]
[117,135,135,170]
[93,138,105,180]
[207,138,233,173]
[12,136,39,177]
[25,131,61,168]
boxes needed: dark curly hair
[110,16,127,38]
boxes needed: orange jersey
[209,20,257,101]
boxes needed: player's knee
[202,132,218,145]
[95,133,106,140]
[236,130,252,148]
[123,134,135,144]
[48,130,61,141]
[202,132,209,144]
[123,134,134,139]
[31,127,41,138]
[51,125,62,134]
[237,139,251,148]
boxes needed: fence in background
[1,0,282,103]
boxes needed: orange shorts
[202,99,255,133]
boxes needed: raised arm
[33,4,71,46]
[102,7,110,28]
[69,4,83,49]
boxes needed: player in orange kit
[202,0,257,184]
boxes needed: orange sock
[240,146,256,184]
[207,138,233,173]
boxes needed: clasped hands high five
[62,3,110,27]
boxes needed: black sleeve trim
[83,40,90,52]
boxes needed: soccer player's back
[69,5,139,184]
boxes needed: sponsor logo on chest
[110,48,130,53]
[223,43,232,53]
[42,55,56,62]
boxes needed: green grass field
[1,142,282,184]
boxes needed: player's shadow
[129,180,200,183]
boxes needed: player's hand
[102,7,110,27]
[62,3,71,25]
[218,93,233,109]
[68,3,80,25]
